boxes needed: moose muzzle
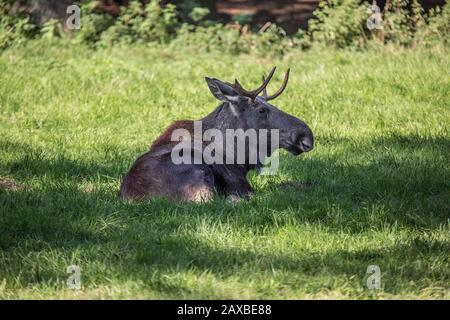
[285,125,314,155]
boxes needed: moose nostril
[300,138,313,151]
[290,130,314,152]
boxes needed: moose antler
[262,75,268,99]
[233,67,276,100]
[262,68,290,101]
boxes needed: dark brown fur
[120,120,214,201]
[149,120,195,152]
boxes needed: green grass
[0,41,449,299]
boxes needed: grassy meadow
[0,42,449,299]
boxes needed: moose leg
[211,165,252,200]
[223,179,252,202]
[224,175,252,199]
[175,165,215,202]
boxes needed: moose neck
[200,102,264,174]
[201,102,245,132]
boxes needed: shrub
[170,23,244,54]
[0,0,448,53]
[309,0,368,48]
[382,0,423,46]
[188,7,210,23]
[253,24,290,56]
[170,22,291,57]
[98,0,178,46]
[0,2,37,51]
[41,19,64,41]
[72,1,115,45]
[416,2,450,47]
[308,0,450,48]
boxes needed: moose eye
[258,108,268,115]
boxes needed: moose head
[204,67,314,156]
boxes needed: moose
[120,67,314,202]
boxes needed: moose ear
[205,77,240,102]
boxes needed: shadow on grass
[0,133,448,295]
[0,138,126,180]
[1,133,449,232]
[133,233,448,295]
[259,133,449,227]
